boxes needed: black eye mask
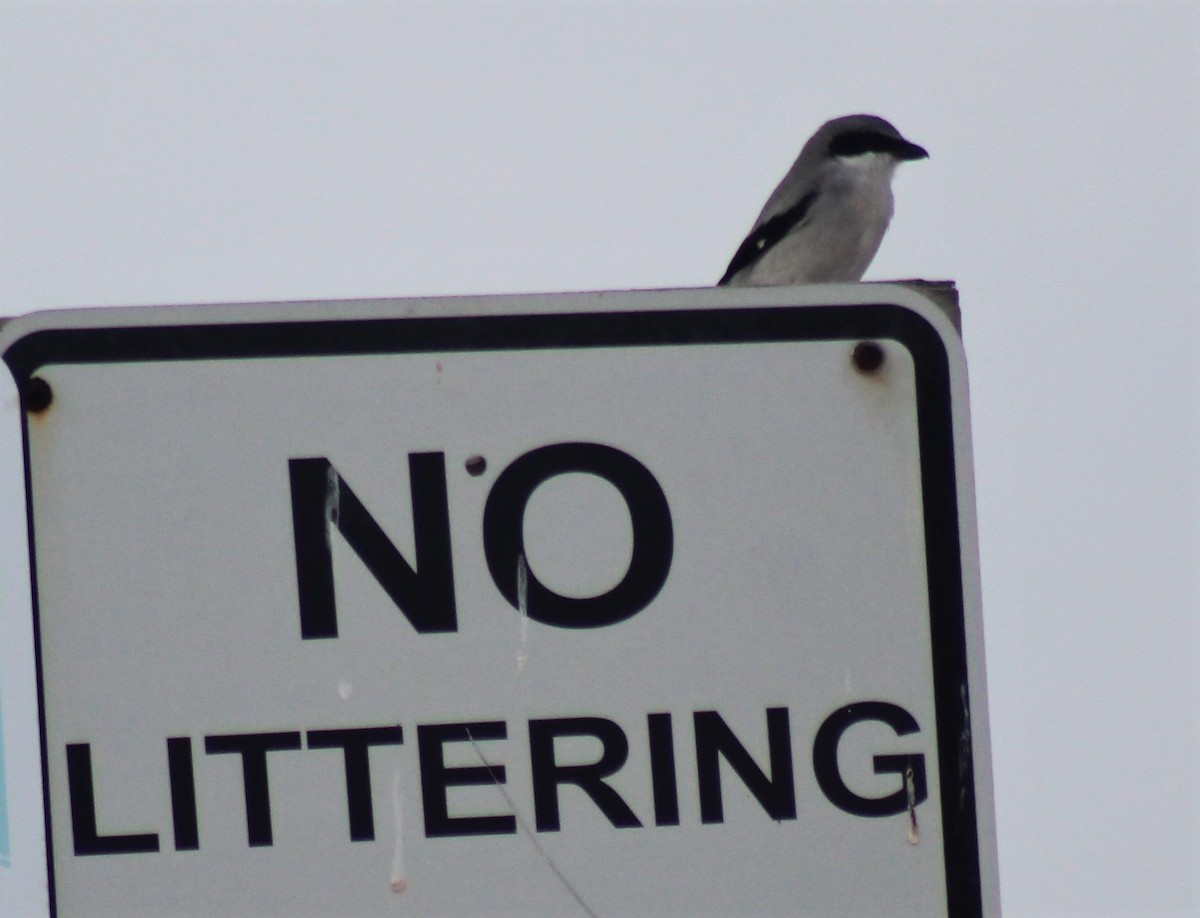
[829,130,928,161]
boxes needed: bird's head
[816,114,928,163]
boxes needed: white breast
[739,153,899,285]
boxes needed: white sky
[0,0,1198,915]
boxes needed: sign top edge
[0,283,963,379]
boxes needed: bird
[718,114,928,287]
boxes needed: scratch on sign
[465,728,599,918]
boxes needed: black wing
[718,189,818,285]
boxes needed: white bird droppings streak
[516,553,530,671]
[390,769,407,893]
[324,463,340,541]
[905,765,919,845]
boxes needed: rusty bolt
[22,377,53,413]
[852,341,885,374]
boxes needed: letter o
[483,442,673,629]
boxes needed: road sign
[1,285,998,916]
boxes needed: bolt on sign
[1,285,999,917]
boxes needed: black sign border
[5,302,983,917]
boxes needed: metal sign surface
[1,286,997,917]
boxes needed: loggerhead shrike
[718,114,927,286]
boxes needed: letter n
[289,454,456,637]
[694,708,796,824]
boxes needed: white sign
[1,285,998,917]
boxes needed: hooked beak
[894,138,929,161]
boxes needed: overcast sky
[0,1,1198,915]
